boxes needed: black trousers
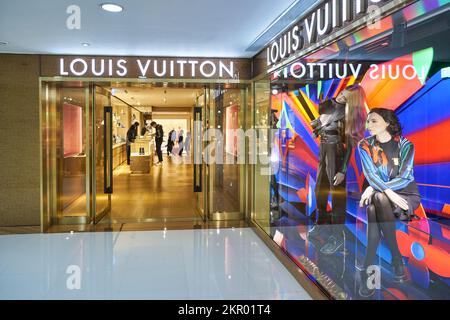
[167,141,173,154]
[126,144,131,165]
[156,139,163,162]
[314,141,347,238]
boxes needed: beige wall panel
[0,54,40,226]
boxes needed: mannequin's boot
[392,256,406,283]
[358,269,375,298]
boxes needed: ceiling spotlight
[81,42,90,47]
[0,41,8,45]
[101,3,123,12]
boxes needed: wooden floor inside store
[95,154,200,224]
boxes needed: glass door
[194,87,208,220]
[91,85,111,223]
[207,86,245,220]
[193,85,247,221]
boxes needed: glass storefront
[208,87,246,219]
[40,81,248,229]
[41,83,91,227]
[253,0,450,299]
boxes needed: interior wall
[0,54,41,226]
[155,119,188,137]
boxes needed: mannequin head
[367,108,402,138]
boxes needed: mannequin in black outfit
[308,84,368,256]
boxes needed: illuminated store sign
[266,0,393,67]
[47,56,246,79]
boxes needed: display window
[254,0,450,299]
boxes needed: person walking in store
[177,128,184,156]
[184,131,191,156]
[167,128,175,156]
[150,121,164,165]
[309,84,367,255]
[126,122,139,165]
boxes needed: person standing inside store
[184,131,191,156]
[167,128,175,156]
[357,108,420,297]
[151,121,164,165]
[309,84,367,255]
[126,122,139,165]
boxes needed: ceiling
[110,86,202,111]
[0,0,297,58]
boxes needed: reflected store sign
[279,62,430,82]
[266,0,393,67]
[57,57,237,79]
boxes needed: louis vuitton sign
[40,55,251,80]
[265,0,394,67]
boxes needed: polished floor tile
[0,228,311,300]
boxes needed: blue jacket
[358,135,418,193]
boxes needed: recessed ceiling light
[82,42,90,47]
[101,3,123,13]
[0,41,8,45]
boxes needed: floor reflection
[270,213,450,300]
[0,228,311,300]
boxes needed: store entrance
[94,83,205,225]
[41,80,247,231]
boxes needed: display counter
[131,136,153,154]
[113,142,126,170]
[130,136,154,173]
[130,153,152,173]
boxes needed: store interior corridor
[101,154,198,223]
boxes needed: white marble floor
[0,228,311,300]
